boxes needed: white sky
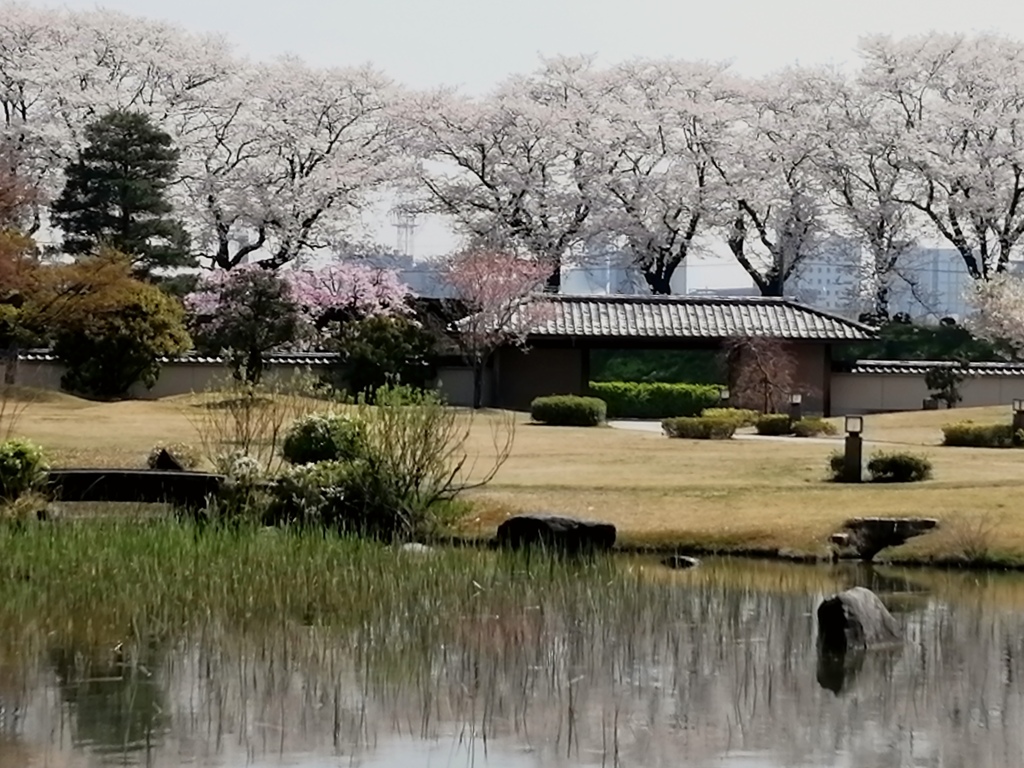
[25,0,1024,286]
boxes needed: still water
[2,557,1022,768]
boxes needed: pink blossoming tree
[186,261,411,383]
[440,249,552,408]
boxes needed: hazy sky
[23,0,1024,284]
[27,0,1024,92]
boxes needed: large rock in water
[829,517,938,561]
[817,587,901,654]
[495,514,616,554]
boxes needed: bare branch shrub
[187,372,325,473]
[723,336,798,414]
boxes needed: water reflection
[4,557,1024,767]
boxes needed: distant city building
[887,248,975,321]
[784,236,863,316]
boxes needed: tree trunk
[2,345,18,386]
[544,260,561,293]
[644,267,674,295]
[472,359,485,409]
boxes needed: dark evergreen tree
[52,110,192,276]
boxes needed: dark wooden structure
[486,295,876,415]
[47,469,224,509]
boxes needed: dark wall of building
[494,346,587,410]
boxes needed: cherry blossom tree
[596,59,736,294]
[185,261,411,381]
[410,57,610,291]
[859,33,1024,280]
[0,4,231,205]
[287,262,411,327]
[707,69,832,297]
[810,75,922,321]
[970,274,1024,354]
[440,250,551,408]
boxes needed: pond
[1,538,1022,768]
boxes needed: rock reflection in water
[2,558,1024,768]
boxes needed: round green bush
[282,413,367,465]
[700,407,760,428]
[942,421,1021,448]
[0,438,49,501]
[662,416,737,439]
[754,414,793,436]
[530,395,607,427]
[866,451,932,483]
[792,417,838,438]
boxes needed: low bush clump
[589,381,720,419]
[827,450,846,481]
[0,438,49,501]
[866,451,933,483]
[662,416,737,440]
[792,417,838,438]
[208,385,513,541]
[942,421,1023,448]
[700,407,760,427]
[530,395,607,426]
[147,442,202,470]
[754,414,793,436]
[282,412,367,464]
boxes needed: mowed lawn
[8,389,1024,561]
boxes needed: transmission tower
[388,205,419,257]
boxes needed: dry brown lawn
[7,390,1024,563]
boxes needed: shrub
[826,450,847,482]
[754,414,793,436]
[325,315,437,398]
[204,452,273,525]
[0,438,48,501]
[147,442,202,470]
[189,374,322,472]
[530,395,606,426]
[662,416,737,440]
[186,266,302,385]
[792,417,838,438]
[942,421,1022,448]
[52,260,191,399]
[700,407,760,427]
[866,451,933,483]
[282,412,367,464]
[589,381,719,419]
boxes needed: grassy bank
[5,389,1024,564]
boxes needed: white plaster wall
[832,373,1024,414]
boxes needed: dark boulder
[830,517,938,561]
[662,555,700,570]
[817,587,901,654]
[495,514,616,555]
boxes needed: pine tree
[52,110,193,276]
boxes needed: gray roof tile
[839,359,1024,376]
[516,295,875,341]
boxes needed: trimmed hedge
[700,407,760,428]
[530,395,607,426]
[866,451,933,483]
[589,381,720,419]
[662,416,737,440]
[754,414,793,436]
[792,417,838,438]
[942,421,1024,448]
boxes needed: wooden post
[844,434,863,483]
